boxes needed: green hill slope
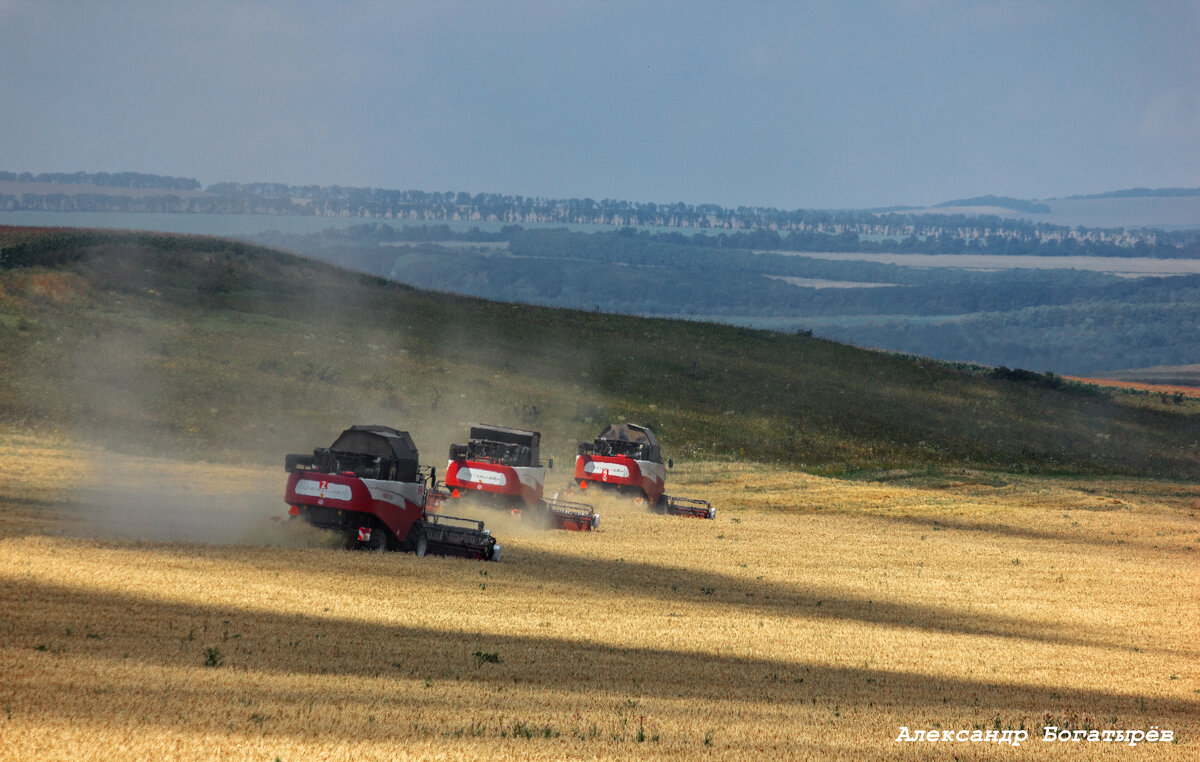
[2,227,1197,478]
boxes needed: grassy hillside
[2,227,1199,478]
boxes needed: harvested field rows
[1,428,1197,759]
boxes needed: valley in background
[3,171,1198,377]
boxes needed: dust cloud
[41,240,623,550]
[65,451,337,549]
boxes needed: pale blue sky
[2,0,1197,209]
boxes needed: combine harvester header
[575,423,715,519]
[443,424,598,531]
[284,425,501,560]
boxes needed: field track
[1,428,1197,759]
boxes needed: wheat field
[1,427,1197,760]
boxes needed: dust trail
[39,234,624,548]
[66,450,338,548]
[550,485,651,520]
[431,499,546,539]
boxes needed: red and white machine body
[574,423,715,519]
[444,459,544,507]
[444,424,598,531]
[285,470,425,541]
[574,450,667,505]
[284,425,501,559]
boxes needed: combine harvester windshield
[575,423,715,519]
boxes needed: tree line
[5,170,1198,253]
[0,170,200,190]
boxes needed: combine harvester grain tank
[284,425,501,560]
[443,424,599,531]
[574,423,715,519]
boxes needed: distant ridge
[933,195,1050,214]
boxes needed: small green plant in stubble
[472,650,502,666]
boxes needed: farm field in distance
[1067,377,1200,401]
[2,427,1197,760]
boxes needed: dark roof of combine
[597,423,658,446]
[330,424,418,464]
[469,423,539,447]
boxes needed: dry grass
[1,427,1197,760]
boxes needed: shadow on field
[78,536,1145,653]
[0,495,85,535]
[6,577,1197,745]
[505,547,1144,653]
[866,512,1192,555]
[61,536,1151,654]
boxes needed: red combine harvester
[574,423,715,519]
[443,424,598,531]
[284,425,501,560]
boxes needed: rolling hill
[1,227,1198,479]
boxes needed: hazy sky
[2,0,1198,209]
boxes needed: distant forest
[0,170,201,190]
[247,223,1200,375]
[4,170,1199,254]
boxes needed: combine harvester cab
[443,424,598,531]
[284,425,501,560]
[574,423,715,519]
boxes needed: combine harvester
[443,424,599,531]
[284,425,501,560]
[574,423,715,519]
